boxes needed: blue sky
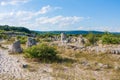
[0,0,120,32]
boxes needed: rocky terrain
[0,32,120,80]
[0,44,120,80]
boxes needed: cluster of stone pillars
[10,37,36,53]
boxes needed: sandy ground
[0,45,53,80]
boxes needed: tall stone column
[61,33,67,45]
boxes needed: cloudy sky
[0,0,120,32]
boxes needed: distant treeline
[35,30,105,35]
[0,25,31,33]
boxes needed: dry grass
[49,45,120,80]
[0,74,24,80]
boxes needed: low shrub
[24,43,58,61]
[101,33,120,44]
[17,36,27,44]
[86,33,98,45]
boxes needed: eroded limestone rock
[10,40,22,53]
[26,37,36,47]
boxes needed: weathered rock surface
[76,35,85,47]
[110,49,120,54]
[10,40,22,53]
[61,33,66,42]
[78,35,85,44]
[26,37,36,47]
[82,45,120,54]
[60,33,68,45]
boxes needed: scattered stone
[22,64,28,68]
[66,45,79,50]
[98,63,110,69]
[26,37,36,47]
[98,63,104,68]
[17,60,20,62]
[102,64,110,69]
[110,49,120,55]
[114,66,120,70]
[81,61,89,66]
[72,38,77,42]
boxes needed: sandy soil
[0,45,53,80]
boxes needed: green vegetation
[25,43,58,61]
[86,33,98,45]
[17,36,27,44]
[0,25,31,33]
[37,33,59,38]
[0,34,8,39]
[101,32,120,44]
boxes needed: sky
[0,0,120,32]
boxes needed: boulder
[76,35,85,47]
[26,37,36,47]
[10,40,22,53]
[22,64,28,68]
[110,49,120,55]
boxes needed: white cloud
[77,26,84,30]
[0,5,63,22]
[0,4,85,31]
[36,5,51,15]
[76,26,120,32]
[0,0,29,6]
[0,5,55,20]
[0,10,84,30]
[36,16,84,26]
[35,5,62,15]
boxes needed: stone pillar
[61,33,67,45]
[10,40,22,53]
[61,33,66,42]
[26,37,36,47]
[77,35,85,47]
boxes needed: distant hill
[0,25,31,33]
[34,30,120,35]
[34,30,104,34]
[0,25,120,35]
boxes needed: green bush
[86,33,98,45]
[17,36,27,44]
[101,33,120,44]
[25,43,57,61]
[0,34,8,39]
